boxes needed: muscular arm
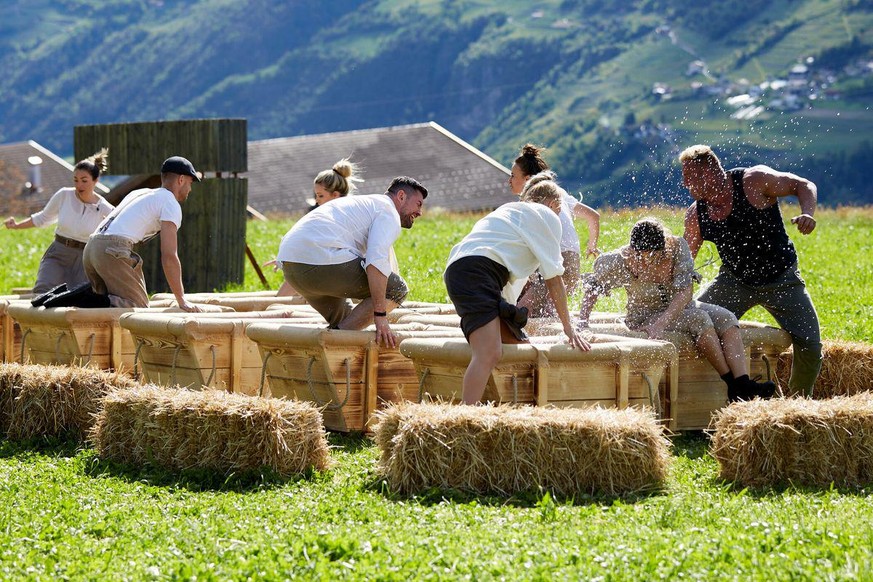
[683,203,703,258]
[365,264,396,347]
[745,165,818,234]
[160,221,199,312]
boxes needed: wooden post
[535,350,550,407]
[364,342,379,431]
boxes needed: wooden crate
[398,336,677,420]
[119,312,325,394]
[589,322,792,430]
[8,304,232,373]
[0,299,29,363]
[245,323,463,432]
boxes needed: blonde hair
[313,157,363,196]
[678,144,722,169]
[519,171,562,207]
[75,147,109,179]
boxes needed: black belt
[55,234,87,250]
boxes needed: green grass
[1,206,872,579]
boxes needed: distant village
[650,24,873,121]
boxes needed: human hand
[643,321,666,340]
[586,245,600,258]
[374,316,396,348]
[565,327,592,351]
[4,217,16,229]
[179,300,202,313]
[791,214,816,235]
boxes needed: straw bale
[90,385,331,476]
[0,362,137,440]
[711,393,873,488]
[373,402,671,498]
[777,340,873,398]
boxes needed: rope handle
[641,372,661,417]
[258,351,273,398]
[417,367,430,403]
[306,356,352,411]
[20,328,31,363]
[133,338,144,381]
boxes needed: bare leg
[719,326,749,378]
[338,297,400,331]
[695,328,731,375]
[463,318,503,404]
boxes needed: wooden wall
[73,119,248,294]
[73,119,246,175]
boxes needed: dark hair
[630,218,666,251]
[75,148,108,180]
[514,143,550,178]
[386,176,428,199]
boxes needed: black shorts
[444,255,525,341]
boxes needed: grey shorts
[282,259,408,327]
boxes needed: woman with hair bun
[5,148,114,294]
[271,158,364,296]
[445,171,590,404]
[509,143,600,317]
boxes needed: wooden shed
[73,119,248,294]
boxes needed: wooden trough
[7,303,231,373]
[399,335,678,423]
[585,321,792,430]
[119,311,325,395]
[245,323,463,432]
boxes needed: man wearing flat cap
[83,156,202,312]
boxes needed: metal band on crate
[511,373,518,404]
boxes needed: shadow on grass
[82,453,315,493]
[670,430,711,460]
[327,431,373,453]
[0,434,83,458]
[362,472,669,508]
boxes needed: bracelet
[373,311,387,317]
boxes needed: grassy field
[1,206,872,580]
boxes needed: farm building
[0,140,109,217]
[245,122,513,215]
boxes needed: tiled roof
[245,122,513,215]
[0,141,109,216]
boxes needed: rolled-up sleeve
[672,238,695,289]
[31,189,64,228]
[364,210,402,276]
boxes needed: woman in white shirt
[5,149,114,294]
[509,143,601,317]
[444,172,590,404]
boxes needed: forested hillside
[1,0,871,205]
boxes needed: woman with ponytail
[5,148,114,294]
[445,172,590,404]
[509,143,601,316]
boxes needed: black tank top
[697,168,796,286]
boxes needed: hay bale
[0,362,137,440]
[711,393,873,488]
[90,385,331,476]
[373,402,671,497]
[777,340,873,398]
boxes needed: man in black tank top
[680,144,822,396]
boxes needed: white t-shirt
[446,201,564,284]
[95,187,182,243]
[31,187,114,243]
[277,194,401,277]
[558,191,582,254]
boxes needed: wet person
[579,218,775,402]
[83,156,202,312]
[509,144,600,316]
[278,176,428,347]
[445,172,590,405]
[680,144,822,395]
[5,149,114,294]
